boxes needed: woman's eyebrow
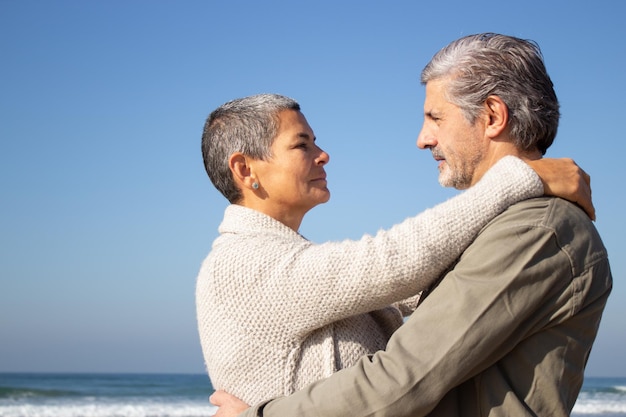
[296,132,316,141]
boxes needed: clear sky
[1,0,624,377]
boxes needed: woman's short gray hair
[421,33,559,155]
[201,94,300,203]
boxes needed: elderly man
[211,33,612,417]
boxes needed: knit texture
[196,155,543,405]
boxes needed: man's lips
[431,150,445,168]
[431,156,446,170]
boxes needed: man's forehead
[423,79,449,110]
[425,78,448,97]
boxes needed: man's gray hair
[421,33,559,154]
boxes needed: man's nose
[417,128,435,149]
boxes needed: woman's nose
[316,148,330,165]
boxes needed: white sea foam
[573,395,626,415]
[0,400,218,417]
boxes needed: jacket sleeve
[241,202,581,417]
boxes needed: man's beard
[432,148,479,190]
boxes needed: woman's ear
[229,153,255,189]
[484,95,509,139]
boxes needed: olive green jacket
[244,196,612,417]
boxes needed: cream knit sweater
[196,156,543,405]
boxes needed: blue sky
[1,0,624,378]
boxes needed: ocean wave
[0,387,79,400]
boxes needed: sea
[0,373,625,417]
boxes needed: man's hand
[210,390,250,417]
[526,158,595,220]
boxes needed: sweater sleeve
[234,156,543,336]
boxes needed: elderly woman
[196,93,591,405]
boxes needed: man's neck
[470,142,542,186]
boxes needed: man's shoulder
[490,196,608,266]
[495,196,591,228]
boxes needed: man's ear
[228,152,254,189]
[484,95,509,139]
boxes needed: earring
[252,182,259,190]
